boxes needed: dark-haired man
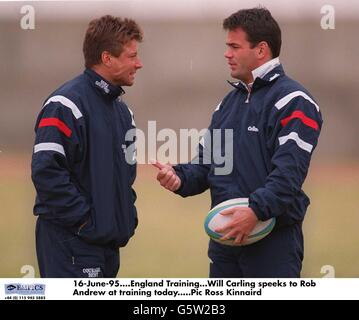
[153,8,322,277]
[32,15,143,277]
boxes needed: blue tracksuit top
[174,64,323,226]
[31,69,137,247]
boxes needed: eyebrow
[226,42,240,47]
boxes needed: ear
[256,41,270,59]
[101,51,112,67]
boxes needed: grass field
[1,153,359,278]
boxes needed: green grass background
[1,155,359,278]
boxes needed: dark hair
[223,7,281,58]
[83,15,143,68]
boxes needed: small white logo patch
[95,80,110,94]
[83,267,101,278]
[248,126,259,132]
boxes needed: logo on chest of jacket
[247,126,259,132]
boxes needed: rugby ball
[204,198,275,246]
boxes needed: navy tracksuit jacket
[31,69,137,277]
[174,64,323,277]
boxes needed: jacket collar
[228,59,284,91]
[85,68,125,100]
[251,57,280,81]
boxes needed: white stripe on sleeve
[278,132,313,153]
[214,101,222,112]
[275,91,320,112]
[43,95,83,119]
[34,143,66,157]
[127,106,136,126]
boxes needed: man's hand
[215,207,258,245]
[151,160,182,192]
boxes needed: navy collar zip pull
[85,69,125,100]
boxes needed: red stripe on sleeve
[38,118,72,137]
[280,110,319,131]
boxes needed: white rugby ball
[204,198,276,246]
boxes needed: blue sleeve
[173,138,211,197]
[249,93,323,221]
[173,109,219,197]
[31,100,90,228]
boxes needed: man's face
[109,39,143,86]
[224,28,259,84]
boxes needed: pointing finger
[151,160,166,170]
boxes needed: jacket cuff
[173,166,186,196]
[248,198,266,221]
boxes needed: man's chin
[230,71,241,80]
[117,80,134,87]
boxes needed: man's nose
[224,49,232,59]
[136,58,143,69]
